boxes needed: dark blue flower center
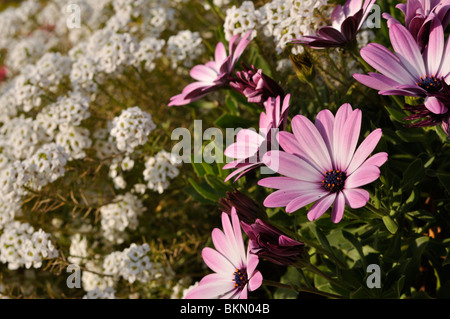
[233,268,248,289]
[417,75,442,93]
[322,169,346,193]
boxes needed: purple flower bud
[230,64,285,105]
[219,190,266,225]
[241,219,304,266]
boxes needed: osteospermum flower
[185,208,263,299]
[354,17,450,115]
[223,94,290,182]
[259,103,387,223]
[290,0,376,48]
[383,0,450,50]
[168,31,252,107]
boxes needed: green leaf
[214,114,255,129]
[382,215,398,234]
[384,105,406,123]
[402,158,424,188]
[342,231,366,268]
[204,174,232,195]
[187,178,219,201]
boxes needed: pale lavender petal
[286,190,329,213]
[342,188,370,208]
[291,115,333,173]
[248,271,263,292]
[221,213,244,267]
[346,128,382,175]
[364,152,388,167]
[340,108,362,171]
[425,17,444,76]
[190,65,218,82]
[389,23,426,79]
[332,103,354,169]
[307,193,336,221]
[345,164,380,188]
[360,43,417,85]
[262,151,322,182]
[257,176,317,190]
[262,189,306,207]
[353,73,402,91]
[215,42,227,65]
[211,228,236,265]
[185,276,236,299]
[315,109,335,156]
[277,131,306,157]
[230,208,247,265]
[424,96,448,114]
[331,192,346,223]
[246,241,259,277]
[202,247,236,275]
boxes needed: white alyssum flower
[83,287,116,299]
[0,221,58,270]
[143,150,181,194]
[110,106,156,153]
[166,30,204,69]
[223,1,260,41]
[99,192,146,243]
[133,37,165,72]
[68,234,89,266]
[24,143,70,190]
[103,243,155,284]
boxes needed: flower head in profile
[259,103,387,223]
[223,94,290,182]
[185,208,263,299]
[168,31,252,107]
[354,17,450,115]
[383,0,450,50]
[241,218,304,267]
[291,0,376,49]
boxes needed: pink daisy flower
[184,208,263,299]
[168,31,252,107]
[258,103,388,223]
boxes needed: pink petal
[263,189,306,207]
[215,42,227,65]
[346,128,383,175]
[360,43,416,85]
[389,23,426,79]
[425,17,444,76]
[424,96,448,114]
[202,247,236,274]
[286,190,329,213]
[345,164,380,188]
[364,152,388,167]
[307,193,336,221]
[315,109,335,156]
[230,208,247,265]
[291,115,333,173]
[190,65,218,82]
[353,73,402,91]
[340,108,362,171]
[331,192,346,223]
[185,276,236,299]
[248,270,263,292]
[342,188,370,209]
[262,151,322,182]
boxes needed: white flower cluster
[223,1,260,42]
[224,0,329,55]
[166,30,205,69]
[68,234,89,266]
[99,192,146,243]
[110,106,156,154]
[0,222,58,270]
[143,150,182,194]
[83,287,116,299]
[103,243,153,284]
